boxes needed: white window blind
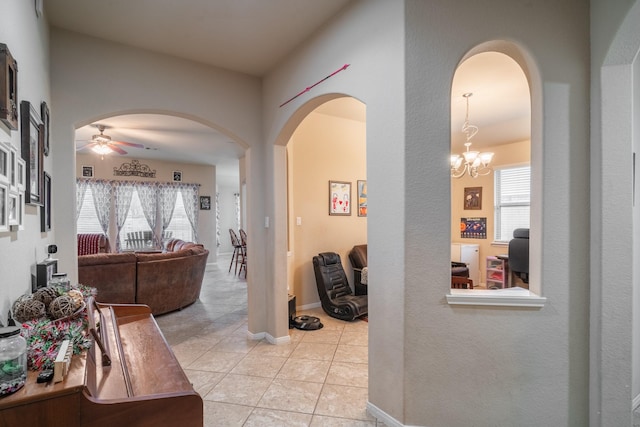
[494,166,530,242]
[77,187,103,234]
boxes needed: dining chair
[451,275,474,289]
[229,229,245,275]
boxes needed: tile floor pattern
[155,254,386,427]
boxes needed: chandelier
[450,93,494,178]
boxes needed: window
[120,190,154,250]
[77,187,103,234]
[165,190,194,242]
[494,165,530,242]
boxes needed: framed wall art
[0,182,8,232]
[8,143,17,191]
[173,171,183,182]
[463,186,482,210]
[0,143,8,183]
[41,101,50,156]
[8,191,17,226]
[82,165,94,178]
[20,101,43,205]
[357,180,367,217]
[0,43,18,130]
[16,157,25,190]
[199,196,211,210]
[329,180,351,216]
[41,171,51,232]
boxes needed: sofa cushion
[78,252,137,266]
[78,252,137,303]
[136,249,192,263]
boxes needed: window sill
[446,287,546,308]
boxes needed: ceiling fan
[76,124,144,157]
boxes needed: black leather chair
[348,244,368,295]
[508,228,529,284]
[313,252,368,321]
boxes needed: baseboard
[246,330,265,341]
[298,301,321,311]
[266,333,291,345]
[366,401,405,427]
[633,392,640,411]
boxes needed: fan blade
[112,140,144,148]
[110,145,128,155]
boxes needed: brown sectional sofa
[78,239,209,315]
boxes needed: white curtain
[75,178,90,220]
[159,183,178,241]
[137,182,159,247]
[179,183,199,242]
[89,179,112,236]
[113,181,135,252]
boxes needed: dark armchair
[313,252,368,321]
[508,228,529,284]
[348,244,368,295]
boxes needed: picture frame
[41,101,50,156]
[357,180,367,217]
[20,101,43,205]
[0,43,18,130]
[173,171,182,182]
[329,180,351,216]
[8,191,18,226]
[0,182,8,232]
[16,157,25,190]
[463,186,482,210]
[0,143,9,183]
[199,196,211,210]
[82,165,94,178]
[8,144,17,192]
[41,171,51,232]
[16,192,24,230]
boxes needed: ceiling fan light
[92,144,113,155]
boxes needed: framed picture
[82,165,94,178]
[0,43,18,130]
[357,180,367,217]
[329,180,351,216]
[41,172,51,232]
[463,186,482,210]
[199,196,211,210]
[8,144,17,191]
[173,171,182,182]
[8,192,17,226]
[20,101,43,205]
[16,192,24,230]
[460,217,487,239]
[0,182,8,232]
[41,101,50,156]
[0,143,8,183]
[16,157,25,190]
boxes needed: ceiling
[48,1,530,180]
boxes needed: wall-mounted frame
[199,196,211,210]
[0,143,8,183]
[20,101,43,205]
[41,101,50,156]
[173,171,182,182]
[357,180,367,217]
[329,180,351,216]
[82,165,94,178]
[0,182,8,232]
[8,143,17,192]
[8,191,18,226]
[16,192,24,230]
[41,171,51,232]
[16,157,25,190]
[463,186,482,210]
[0,43,18,130]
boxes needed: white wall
[0,1,53,323]
[217,184,240,254]
[265,0,590,425]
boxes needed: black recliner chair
[508,228,529,284]
[313,252,368,321]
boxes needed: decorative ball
[66,290,84,309]
[33,287,59,308]
[13,297,46,323]
[48,296,76,320]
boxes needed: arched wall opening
[284,96,366,308]
[449,51,531,290]
[69,109,247,281]
[449,40,543,299]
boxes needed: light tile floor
[155,253,385,427]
